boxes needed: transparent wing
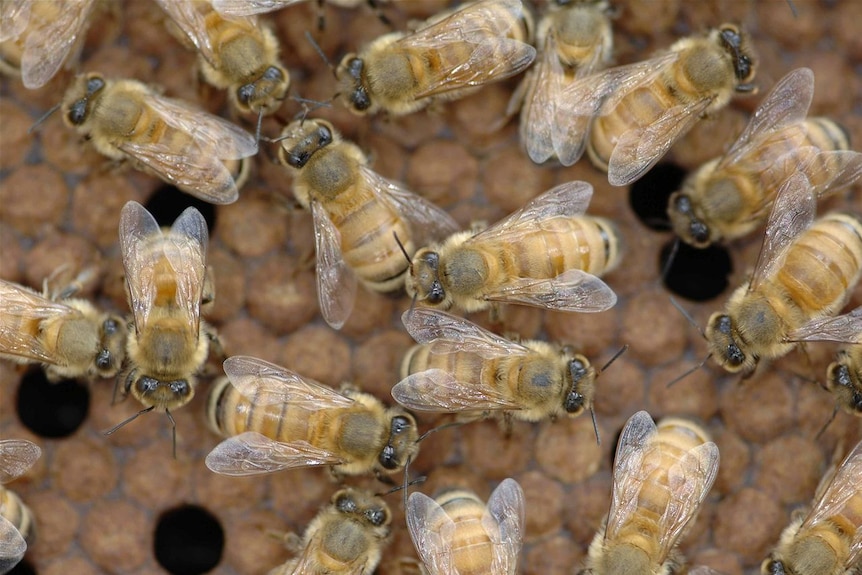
[607,97,712,187]
[153,0,217,64]
[0,0,31,42]
[392,369,522,413]
[18,0,96,89]
[119,201,162,335]
[0,280,80,363]
[166,205,209,333]
[205,432,345,476]
[360,166,460,249]
[401,308,530,358]
[470,181,595,245]
[286,533,368,575]
[606,410,657,541]
[0,439,41,483]
[520,34,566,165]
[0,516,26,575]
[808,149,862,195]
[484,478,526,575]
[483,269,617,312]
[718,68,814,170]
[689,568,725,575]
[749,172,815,292]
[790,306,862,343]
[399,0,536,99]
[406,492,456,575]
[212,0,302,17]
[800,439,862,568]
[311,200,357,330]
[223,355,355,409]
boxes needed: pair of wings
[313,166,459,330]
[605,411,719,564]
[204,355,357,476]
[0,280,83,365]
[392,308,532,413]
[458,180,617,312]
[714,67,862,215]
[0,439,41,573]
[520,7,611,166]
[212,0,322,16]
[119,202,208,340]
[111,88,257,204]
[407,478,525,575]
[0,0,96,89]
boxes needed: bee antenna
[416,420,463,444]
[815,406,839,440]
[393,231,411,264]
[598,344,628,374]
[666,353,712,388]
[304,31,337,78]
[405,292,419,326]
[589,407,601,446]
[28,103,62,135]
[103,405,156,436]
[786,0,799,18]
[254,109,264,150]
[669,296,706,340]
[166,408,178,460]
[661,237,680,283]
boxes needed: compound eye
[351,88,371,111]
[366,508,386,526]
[379,445,397,470]
[103,319,119,335]
[564,391,585,413]
[137,376,160,394]
[335,493,356,513]
[86,76,105,94]
[263,66,282,81]
[391,416,410,435]
[427,282,445,304]
[691,221,710,244]
[317,125,332,147]
[68,100,88,125]
[95,349,112,370]
[237,84,255,106]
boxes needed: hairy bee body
[582,412,719,575]
[336,0,535,116]
[61,73,256,204]
[0,439,40,574]
[0,279,126,381]
[268,489,391,575]
[0,487,33,548]
[827,344,862,417]
[205,356,419,478]
[761,439,862,575]
[407,478,525,575]
[668,68,862,248]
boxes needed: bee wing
[15,0,96,89]
[212,0,300,17]
[521,34,566,165]
[0,515,26,575]
[607,97,712,186]
[406,491,456,575]
[483,269,617,313]
[223,355,355,409]
[605,410,657,541]
[401,308,530,358]
[311,200,357,331]
[399,0,536,99]
[205,432,345,476]
[688,568,725,575]
[808,149,862,195]
[472,181,595,244]
[393,368,522,413]
[718,68,814,170]
[153,0,219,65]
[800,439,862,567]
[0,439,41,483]
[0,0,31,42]
[119,201,161,333]
[119,95,256,204]
[789,306,862,343]
[749,172,816,292]
[359,166,460,248]
[483,478,526,575]
[0,280,81,364]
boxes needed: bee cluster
[0,1,861,575]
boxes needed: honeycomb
[1,1,861,574]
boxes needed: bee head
[235,65,290,115]
[278,120,334,169]
[760,559,789,575]
[95,315,127,376]
[131,375,195,411]
[826,358,862,414]
[717,24,757,90]
[668,192,711,248]
[336,55,372,114]
[706,313,752,373]
[564,356,593,415]
[378,413,418,472]
[66,73,106,126]
[408,250,447,307]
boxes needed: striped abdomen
[0,485,34,544]
[435,491,496,575]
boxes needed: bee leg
[365,0,393,29]
[374,469,397,486]
[328,466,346,484]
[488,303,506,325]
[282,531,304,554]
[498,412,515,439]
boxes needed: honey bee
[761,438,862,575]
[668,67,862,248]
[335,0,536,116]
[580,411,720,575]
[406,477,525,575]
[0,273,126,381]
[405,180,621,314]
[276,118,459,329]
[516,0,613,166]
[704,173,862,375]
[154,0,290,116]
[61,73,257,204]
[268,488,391,575]
[205,355,420,479]
[0,0,96,89]
[393,308,600,431]
[0,439,40,575]
[557,24,756,186]
[111,201,212,444]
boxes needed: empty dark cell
[16,369,89,438]
[144,186,217,233]
[660,239,732,302]
[155,505,224,575]
[628,162,687,231]
[7,559,36,575]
